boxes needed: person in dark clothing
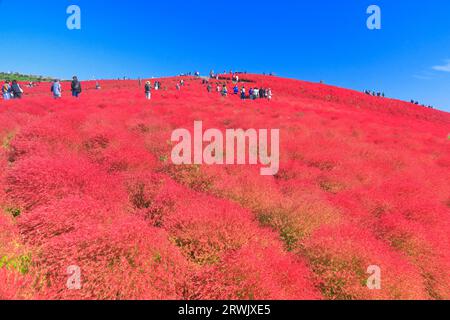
[145,81,152,100]
[240,86,246,100]
[259,88,265,99]
[10,80,23,99]
[71,76,82,98]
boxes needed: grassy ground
[0,72,53,82]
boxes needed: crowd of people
[2,74,436,110]
[2,76,83,100]
[4,73,272,102]
[229,85,272,101]
[364,90,385,97]
[410,99,434,109]
[49,76,82,99]
[143,79,168,99]
[2,74,439,110]
[142,75,273,102]
[363,89,435,109]
[202,73,273,101]
[179,71,200,77]
[1,80,24,99]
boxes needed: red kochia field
[0,74,449,300]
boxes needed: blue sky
[0,0,449,111]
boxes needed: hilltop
[0,74,449,300]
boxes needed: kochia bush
[0,75,449,300]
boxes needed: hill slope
[0,75,449,300]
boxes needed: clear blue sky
[0,0,449,111]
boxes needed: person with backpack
[51,79,62,99]
[71,76,82,98]
[10,80,23,99]
[145,81,152,100]
[233,85,239,95]
[2,81,11,100]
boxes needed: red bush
[0,75,449,300]
[192,243,321,300]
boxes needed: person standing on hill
[51,80,62,99]
[2,81,11,100]
[71,76,82,98]
[240,86,246,100]
[253,88,259,100]
[10,80,23,99]
[207,83,212,93]
[259,88,265,99]
[267,88,272,101]
[145,81,152,100]
[221,84,228,97]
